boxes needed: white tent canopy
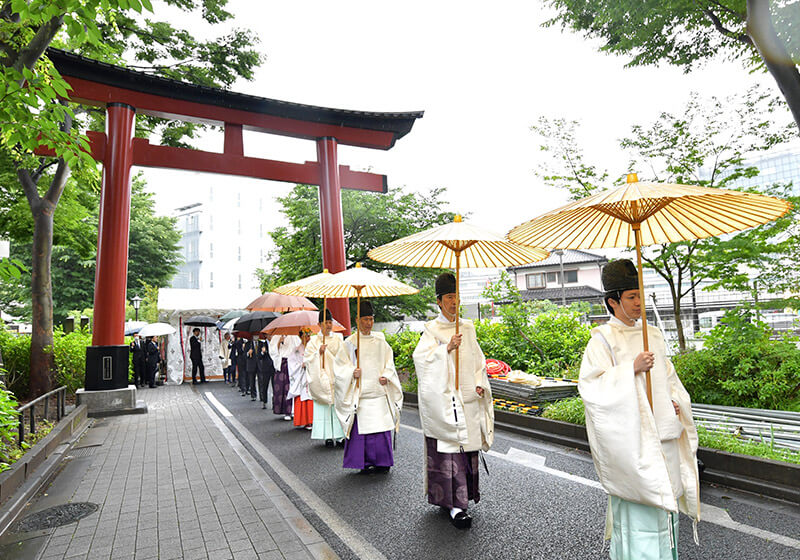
[158,288,260,384]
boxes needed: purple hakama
[425,436,480,510]
[272,357,292,415]
[343,417,394,469]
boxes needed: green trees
[673,308,800,410]
[532,88,799,351]
[543,1,800,133]
[0,0,262,395]
[259,184,455,322]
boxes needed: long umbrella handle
[356,291,361,389]
[455,252,461,390]
[634,225,653,411]
[322,298,327,370]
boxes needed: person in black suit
[257,337,276,409]
[244,337,258,399]
[189,328,206,384]
[145,336,160,388]
[130,334,146,387]
[234,335,247,392]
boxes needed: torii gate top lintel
[48,48,423,151]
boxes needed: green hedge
[0,327,95,398]
[0,382,19,472]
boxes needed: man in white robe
[336,300,403,473]
[580,259,700,560]
[304,308,352,446]
[413,272,494,529]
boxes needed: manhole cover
[12,502,98,533]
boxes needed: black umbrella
[233,311,280,333]
[184,315,219,327]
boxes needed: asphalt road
[204,382,800,560]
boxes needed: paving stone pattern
[34,385,329,560]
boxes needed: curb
[403,391,800,505]
[0,404,91,536]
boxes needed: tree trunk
[747,0,800,134]
[29,199,56,397]
[671,291,687,353]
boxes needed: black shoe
[324,439,335,448]
[374,466,390,474]
[251,397,256,401]
[262,403,267,409]
[192,381,198,385]
[451,511,472,529]
[335,439,345,448]
[149,385,156,389]
[359,467,373,475]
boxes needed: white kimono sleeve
[413,329,466,445]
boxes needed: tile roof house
[507,249,607,305]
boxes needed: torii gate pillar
[84,102,137,392]
[316,137,350,330]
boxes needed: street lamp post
[131,295,142,322]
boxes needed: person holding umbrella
[336,300,402,474]
[580,259,700,559]
[412,273,494,529]
[233,334,246,389]
[244,336,259,400]
[304,308,350,447]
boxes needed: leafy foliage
[532,88,799,351]
[0,381,19,472]
[260,184,455,322]
[542,396,585,425]
[0,326,93,398]
[673,308,800,410]
[475,273,592,377]
[542,0,800,132]
[384,330,421,375]
[696,424,800,465]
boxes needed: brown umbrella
[507,173,792,407]
[245,292,317,313]
[261,310,345,335]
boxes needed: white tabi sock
[449,507,464,519]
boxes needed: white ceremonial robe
[336,332,403,437]
[268,336,281,369]
[277,335,300,362]
[304,332,352,405]
[579,316,700,543]
[286,344,311,402]
[413,314,494,454]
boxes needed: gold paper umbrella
[297,263,418,378]
[368,215,549,386]
[507,173,792,407]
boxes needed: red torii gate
[47,49,422,390]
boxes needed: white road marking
[486,446,800,550]
[205,392,232,417]
[204,392,387,560]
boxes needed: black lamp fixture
[131,295,143,321]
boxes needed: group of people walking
[204,263,702,557]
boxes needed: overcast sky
[141,1,772,262]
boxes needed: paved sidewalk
[1,384,337,560]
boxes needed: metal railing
[16,386,67,446]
